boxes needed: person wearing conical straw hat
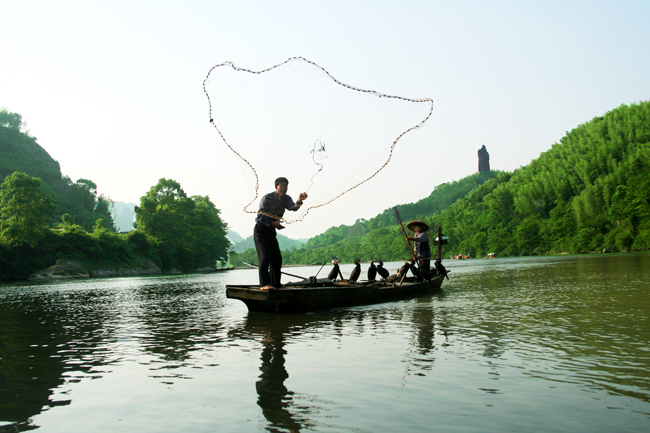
[406,220,431,275]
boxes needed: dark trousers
[254,224,282,287]
[419,258,431,278]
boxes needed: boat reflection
[229,294,450,432]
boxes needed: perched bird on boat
[398,261,410,280]
[409,259,424,281]
[376,260,390,280]
[435,259,449,280]
[349,259,361,282]
[328,258,343,281]
[367,260,377,281]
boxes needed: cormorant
[409,259,423,281]
[349,259,361,282]
[435,259,449,280]
[398,261,410,280]
[367,260,377,281]
[377,260,390,279]
[328,258,343,281]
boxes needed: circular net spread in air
[203,57,433,224]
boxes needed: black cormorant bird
[409,259,423,281]
[377,260,390,279]
[398,261,410,280]
[349,259,361,282]
[328,258,343,281]
[435,259,449,280]
[367,260,377,281]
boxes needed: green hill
[230,101,650,266]
[434,101,650,257]
[229,171,499,266]
[0,109,115,231]
[232,233,307,253]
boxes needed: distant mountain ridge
[227,230,244,245]
[113,201,136,232]
[231,233,307,253]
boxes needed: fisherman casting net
[203,57,433,225]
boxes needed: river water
[1,254,649,432]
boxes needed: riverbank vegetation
[2,101,649,279]
[1,110,229,280]
[231,101,650,265]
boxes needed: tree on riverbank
[0,176,230,280]
[135,179,229,271]
[0,172,54,246]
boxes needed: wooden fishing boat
[226,275,445,313]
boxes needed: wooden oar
[242,262,306,280]
[393,207,419,264]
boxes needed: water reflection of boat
[226,275,444,313]
[227,296,450,431]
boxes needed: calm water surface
[1,255,649,432]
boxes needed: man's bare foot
[260,285,277,291]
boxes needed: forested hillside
[0,109,116,231]
[434,101,650,257]
[231,101,650,266]
[232,233,307,253]
[1,110,229,280]
[230,171,499,266]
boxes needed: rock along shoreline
[28,259,163,281]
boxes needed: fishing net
[203,57,433,225]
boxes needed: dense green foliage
[233,102,650,265]
[0,225,156,281]
[135,179,230,271]
[434,102,650,257]
[0,110,231,280]
[0,172,55,246]
[0,174,230,280]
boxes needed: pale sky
[2,1,649,239]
